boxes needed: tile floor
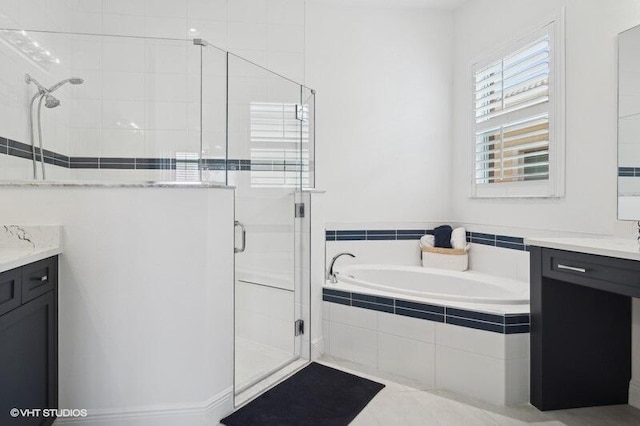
[319,355,640,426]
[225,353,640,425]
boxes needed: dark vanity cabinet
[530,247,640,411]
[0,257,58,426]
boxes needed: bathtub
[322,263,530,405]
[334,264,529,305]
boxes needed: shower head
[47,77,84,93]
[44,94,60,108]
[25,73,47,93]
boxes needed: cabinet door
[0,269,21,316]
[0,291,57,426]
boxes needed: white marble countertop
[525,237,640,261]
[0,225,62,273]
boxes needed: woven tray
[421,245,470,255]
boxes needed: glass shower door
[227,54,306,397]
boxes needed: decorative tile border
[325,229,432,241]
[619,167,640,177]
[322,288,530,334]
[0,137,305,171]
[325,229,528,251]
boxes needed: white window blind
[249,102,310,188]
[472,20,563,198]
[176,152,199,182]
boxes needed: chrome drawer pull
[31,275,47,282]
[557,264,587,273]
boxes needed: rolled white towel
[450,227,467,249]
[420,234,435,248]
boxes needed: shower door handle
[234,220,246,253]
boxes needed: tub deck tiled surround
[325,229,529,251]
[322,288,530,405]
[323,288,529,334]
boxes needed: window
[249,102,310,188]
[472,19,564,198]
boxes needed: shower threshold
[235,357,309,407]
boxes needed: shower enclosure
[0,29,315,404]
[227,53,314,400]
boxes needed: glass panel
[200,44,228,185]
[229,53,306,399]
[0,29,200,183]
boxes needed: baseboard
[630,380,640,409]
[54,387,233,426]
[311,336,324,360]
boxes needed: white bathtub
[323,263,530,405]
[334,264,529,305]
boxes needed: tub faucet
[328,252,355,283]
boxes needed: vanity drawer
[0,269,21,316]
[542,248,640,297]
[21,257,57,304]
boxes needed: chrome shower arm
[25,74,47,94]
[47,77,83,94]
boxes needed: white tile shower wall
[236,281,294,353]
[305,2,453,224]
[68,36,203,163]
[0,29,73,180]
[0,0,305,81]
[233,173,296,288]
[323,302,529,405]
[0,186,235,424]
[0,0,306,182]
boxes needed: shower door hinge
[295,319,304,336]
[295,104,305,121]
[295,203,305,218]
[193,38,208,46]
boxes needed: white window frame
[470,13,565,198]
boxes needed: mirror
[618,25,640,220]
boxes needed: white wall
[451,0,640,235]
[0,186,235,425]
[305,1,453,225]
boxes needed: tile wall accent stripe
[505,324,530,334]
[352,293,394,306]
[0,137,306,172]
[395,299,444,314]
[326,228,528,251]
[446,307,504,324]
[396,307,445,322]
[322,288,529,334]
[351,299,394,313]
[322,294,351,306]
[619,167,640,177]
[446,316,506,333]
